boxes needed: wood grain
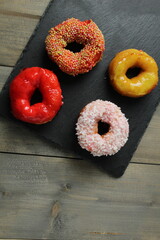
[0,0,50,66]
[0,152,160,240]
[0,13,40,66]
[0,0,50,16]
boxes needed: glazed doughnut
[10,67,63,124]
[45,18,105,76]
[109,49,158,97]
[76,100,129,157]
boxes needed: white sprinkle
[76,100,129,157]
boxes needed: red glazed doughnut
[10,67,63,124]
[45,18,105,76]
[76,100,129,157]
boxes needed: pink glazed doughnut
[76,100,129,157]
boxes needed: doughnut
[76,100,129,157]
[10,67,63,124]
[109,49,158,97]
[45,18,105,76]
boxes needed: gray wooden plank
[0,13,40,66]
[0,0,50,66]
[0,66,12,89]
[0,152,160,239]
[0,0,50,17]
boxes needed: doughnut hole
[65,41,84,53]
[98,121,110,136]
[126,66,142,79]
[30,88,43,105]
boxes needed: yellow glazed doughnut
[109,49,158,97]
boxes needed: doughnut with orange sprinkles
[45,18,105,76]
[76,100,129,157]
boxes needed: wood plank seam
[0,9,40,19]
[0,150,81,160]
[0,151,160,166]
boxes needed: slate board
[0,0,160,177]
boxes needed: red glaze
[45,18,105,76]
[10,67,63,124]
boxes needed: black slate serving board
[0,0,160,177]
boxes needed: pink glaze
[76,100,129,157]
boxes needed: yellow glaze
[109,49,158,97]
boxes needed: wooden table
[0,1,160,239]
